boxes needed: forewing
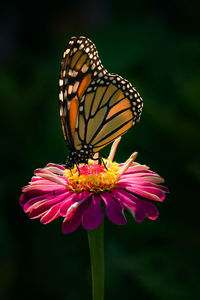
[59,36,107,150]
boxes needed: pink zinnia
[20,138,169,234]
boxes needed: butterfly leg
[76,164,80,176]
[100,157,108,170]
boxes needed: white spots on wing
[67,101,71,110]
[80,95,85,103]
[79,105,83,112]
[98,72,103,77]
[63,48,70,57]
[91,63,95,70]
[60,105,67,117]
[75,117,79,129]
[89,54,93,59]
[68,85,73,95]
[81,64,89,73]
[60,105,63,115]
[59,91,63,101]
[85,47,90,53]
[79,44,84,50]
[73,81,79,93]
[68,69,78,77]
[87,87,92,92]
[59,79,63,86]
[94,71,98,76]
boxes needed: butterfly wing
[59,36,107,150]
[73,74,143,152]
[59,36,143,154]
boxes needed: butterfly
[59,36,143,169]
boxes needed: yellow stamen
[64,159,119,193]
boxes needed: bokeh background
[1,1,200,299]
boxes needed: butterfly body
[59,36,143,169]
[65,146,94,169]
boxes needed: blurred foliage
[1,1,200,299]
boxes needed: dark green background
[1,1,200,299]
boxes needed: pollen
[63,159,119,193]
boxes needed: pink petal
[22,184,63,193]
[20,189,50,206]
[82,195,104,230]
[62,201,88,234]
[40,203,62,224]
[101,192,126,225]
[34,169,67,185]
[113,188,159,222]
[118,174,164,184]
[45,163,65,170]
[28,191,71,219]
[119,183,165,202]
[59,191,90,216]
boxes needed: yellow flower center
[63,159,119,193]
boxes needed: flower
[20,138,169,234]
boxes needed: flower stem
[87,222,104,300]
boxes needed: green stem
[87,222,104,300]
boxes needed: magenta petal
[40,203,61,224]
[62,201,88,234]
[20,189,49,206]
[28,191,71,219]
[82,195,104,230]
[59,191,90,216]
[122,183,164,202]
[101,192,126,225]
[114,189,159,222]
[45,163,65,170]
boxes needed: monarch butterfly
[59,36,143,169]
